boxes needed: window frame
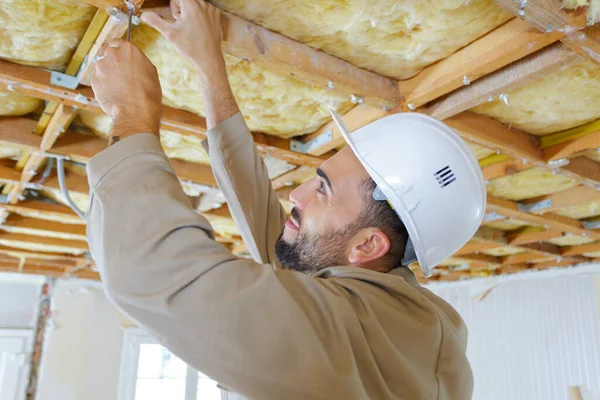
[117,328,225,400]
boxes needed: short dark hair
[358,178,409,271]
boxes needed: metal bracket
[290,129,333,154]
[518,198,552,213]
[583,219,600,229]
[50,71,79,90]
[483,212,505,222]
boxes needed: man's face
[275,147,372,273]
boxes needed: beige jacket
[86,112,473,400]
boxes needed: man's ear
[347,228,391,266]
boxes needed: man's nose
[289,181,315,211]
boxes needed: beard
[275,208,362,274]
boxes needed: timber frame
[1,0,600,283]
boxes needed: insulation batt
[132,24,352,137]
[486,167,578,201]
[473,61,600,135]
[0,90,42,116]
[546,234,596,246]
[0,0,96,71]
[0,238,87,255]
[564,0,600,24]
[554,199,600,219]
[210,0,512,79]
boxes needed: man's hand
[141,0,225,83]
[91,39,162,145]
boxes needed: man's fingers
[141,11,173,38]
[170,0,182,19]
[180,0,199,16]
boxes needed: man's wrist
[109,114,160,146]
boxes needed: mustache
[291,208,302,227]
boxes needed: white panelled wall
[428,266,600,400]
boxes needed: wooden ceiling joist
[297,105,388,156]
[491,0,586,32]
[542,119,600,161]
[508,229,564,246]
[487,195,600,239]
[521,185,600,214]
[0,59,324,168]
[561,241,600,256]
[1,200,83,225]
[397,17,566,109]
[0,232,88,253]
[142,6,400,109]
[427,42,583,120]
[2,215,87,239]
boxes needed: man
[88,0,485,398]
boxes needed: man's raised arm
[142,0,286,266]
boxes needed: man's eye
[317,180,326,193]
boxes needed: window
[118,329,223,400]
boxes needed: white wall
[35,279,127,400]
[428,266,600,400]
[0,273,43,329]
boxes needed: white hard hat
[329,110,486,277]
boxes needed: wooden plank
[144,7,400,109]
[491,0,586,32]
[297,105,388,156]
[482,159,531,181]
[454,242,502,256]
[0,232,88,252]
[2,200,83,224]
[398,18,566,108]
[508,229,564,245]
[542,120,600,160]
[486,195,600,239]
[427,43,583,120]
[521,185,600,213]
[271,166,314,191]
[502,252,556,265]
[3,215,87,237]
[531,257,588,269]
[0,245,85,261]
[561,24,600,67]
[445,112,543,163]
[559,156,600,185]
[561,241,600,256]
[0,60,324,168]
[78,10,132,86]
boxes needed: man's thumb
[141,11,173,38]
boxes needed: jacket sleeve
[85,134,360,399]
[203,112,286,267]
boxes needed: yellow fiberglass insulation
[481,246,525,256]
[486,168,578,201]
[485,219,529,231]
[466,142,496,160]
[473,60,600,135]
[210,0,512,79]
[0,238,86,255]
[546,234,595,246]
[564,0,600,24]
[0,90,42,116]
[132,24,353,137]
[0,143,22,160]
[0,0,96,71]
[554,199,600,219]
[78,110,211,165]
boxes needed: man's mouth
[285,217,299,231]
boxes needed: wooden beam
[2,200,83,225]
[542,120,600,160]
[0,232,88,252]
[491,0,586,32]
[481,159,531,181]
[7,105,77,204]
[297,105,388,156]
[143,7,400,109]
[487,195,600,239]
[502,252,556,265]
[561,24,600,67]
[271,166,314,191]
[0,60,325,168]
[521,185,600,214]
[444,112,543,163]
[3,215,86,237]
[561,241,600,256]
[508,228,564,245]
[531,257,588,269]
[454,242,502,256]
[559,156,600,186]
[427,43,583,120]
[397,18,566,108]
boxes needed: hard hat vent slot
[434,166,456,188]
